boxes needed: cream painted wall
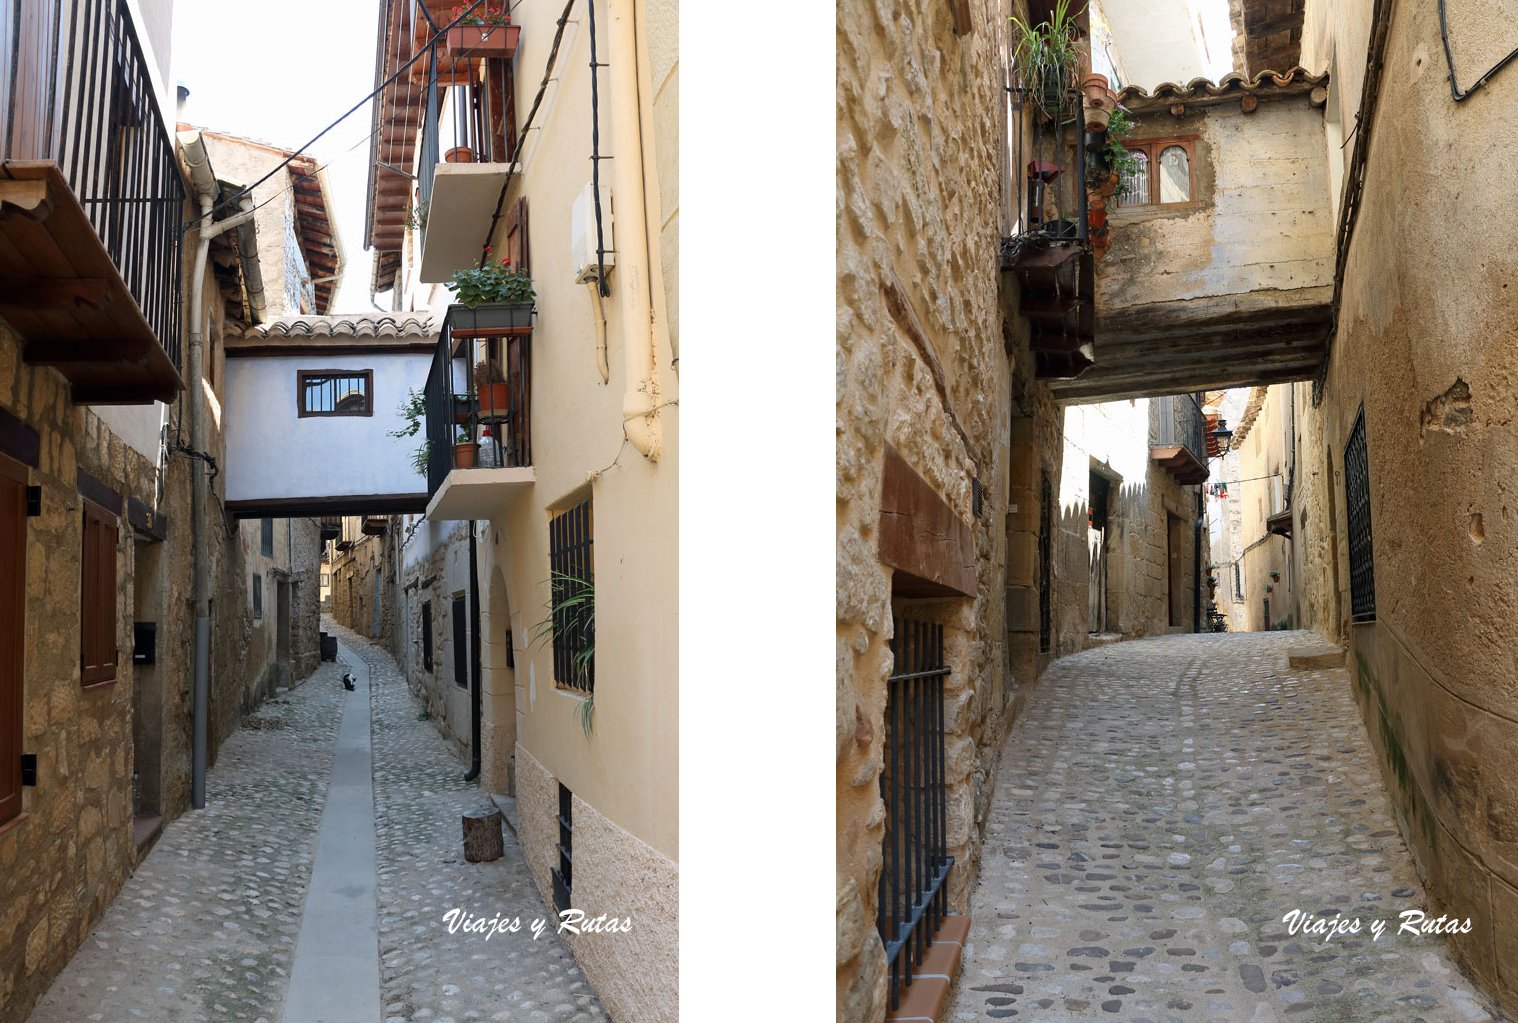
[397,0,677,861]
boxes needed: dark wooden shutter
[80,500,118,686]
[505,197,529,273]
[0,456,25,825]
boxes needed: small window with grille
[552,782,573,913]
[1115,136,1198,208]
[548,496,594,692]
[252,573,263,620]
[1344,408,1376,622]
[297,369,373,417]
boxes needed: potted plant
[444,146,474,164]
[453,427,478,469]
[1101,107,1141,197]
[1011,0,1083,123]
[403,197,429,232]
[445,2,520,59]
[474,358,510,416]
[1270,570,1281,582]
[445,252,535,333]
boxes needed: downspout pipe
[179,131,256,809]
[463,520,482,782]
[605,0,662,460]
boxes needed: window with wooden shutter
[504,197,529,273]
[0,456,26,825]
[80,500,119,686]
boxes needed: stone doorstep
[1287,645,1346,670]
[131,814,164,866]
[488,792,519,837]
[885,915,971,1023]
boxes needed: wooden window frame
[296,369,375,418]
[252,573,263,620]
[1116,135,1201,210]
[421,599,434,672]
[80,499,119,687]
[260,517,274,557]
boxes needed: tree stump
[462,808,504,862]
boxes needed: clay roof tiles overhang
[1117,66,1329,114]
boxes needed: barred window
[297,370,373,416]
[548,497,594,692]
[1344,408,1376,621]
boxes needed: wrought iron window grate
[552,782,573,913]
[1344,409,1376,621]
[877,616,953,1009]
[298,371,372,416]
[1039,474,1053,652]
[548,498,594,692]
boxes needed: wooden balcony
[0,0,185,405]
[1151,444,1210,485]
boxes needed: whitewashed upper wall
[1099,98,1333,313]
[223,352,431,504]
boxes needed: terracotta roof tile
[1118,67,1328,111]
[238,314,438,340]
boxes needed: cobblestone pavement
[950,631,1503,1023]
[322,619,604,1023]
[29,661,346,1022]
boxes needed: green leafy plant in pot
[1012,0,1084,123]
[1098,106,1142,196]
[446,252,534,308]
[473,358,509,416]
[454,426,477,469]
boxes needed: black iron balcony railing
[1,0,184,372]
[424,304,533,498]
[416,33,516,213]
[877,616,953,1010]
[1155,393,1208,465]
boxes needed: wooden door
[0,455,26,825]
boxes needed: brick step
[885,915,972,1023]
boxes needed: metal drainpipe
[606,0,662,460]
[180,133,255,808]
[463,520,482,782]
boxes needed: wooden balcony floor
[0,161,182,404]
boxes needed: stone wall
[1294,0,1518,1013]
[836,0,1034,1018]
[516,745,678,1023]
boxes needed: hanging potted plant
[1270,570,1281,582]
[1011,0,1083,124]
[474,358,510,416]
[445,250,535,334]
[445,2,520,59]
[453,427,478,469]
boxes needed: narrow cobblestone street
[950,631,1501,1023]
[26,620,602,1023]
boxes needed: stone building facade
[360,2,680,1018]
[836,1,1222,1019]
[1283,0,1518,1013]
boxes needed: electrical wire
[1438,0,1518,101]
[478,0,579,269]
[183,0,493,229]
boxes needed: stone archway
[481,566,518,794]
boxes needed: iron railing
[1,0,184,370]
[424,304,534,498]
[1344,408,1376,621]
[878,616,953,1009]
[1004,77,1089,252]
[416,33,516,214]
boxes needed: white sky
[171,0,382,315]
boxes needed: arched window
[1158,145,1191,204]
[1113,137,1199,207]
[1116,150,1149,207]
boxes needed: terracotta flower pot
[446,23,520,59]
[1084,105,1111,132]
[1098,170,1121,197]
[445,147,474,164]
[1081,73,1110,104]
[478,382,511,416]
[453,442,477,469]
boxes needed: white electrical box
[570,183,614,284]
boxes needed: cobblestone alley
[950,631,1502,1023]
[26,620,603,1023]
